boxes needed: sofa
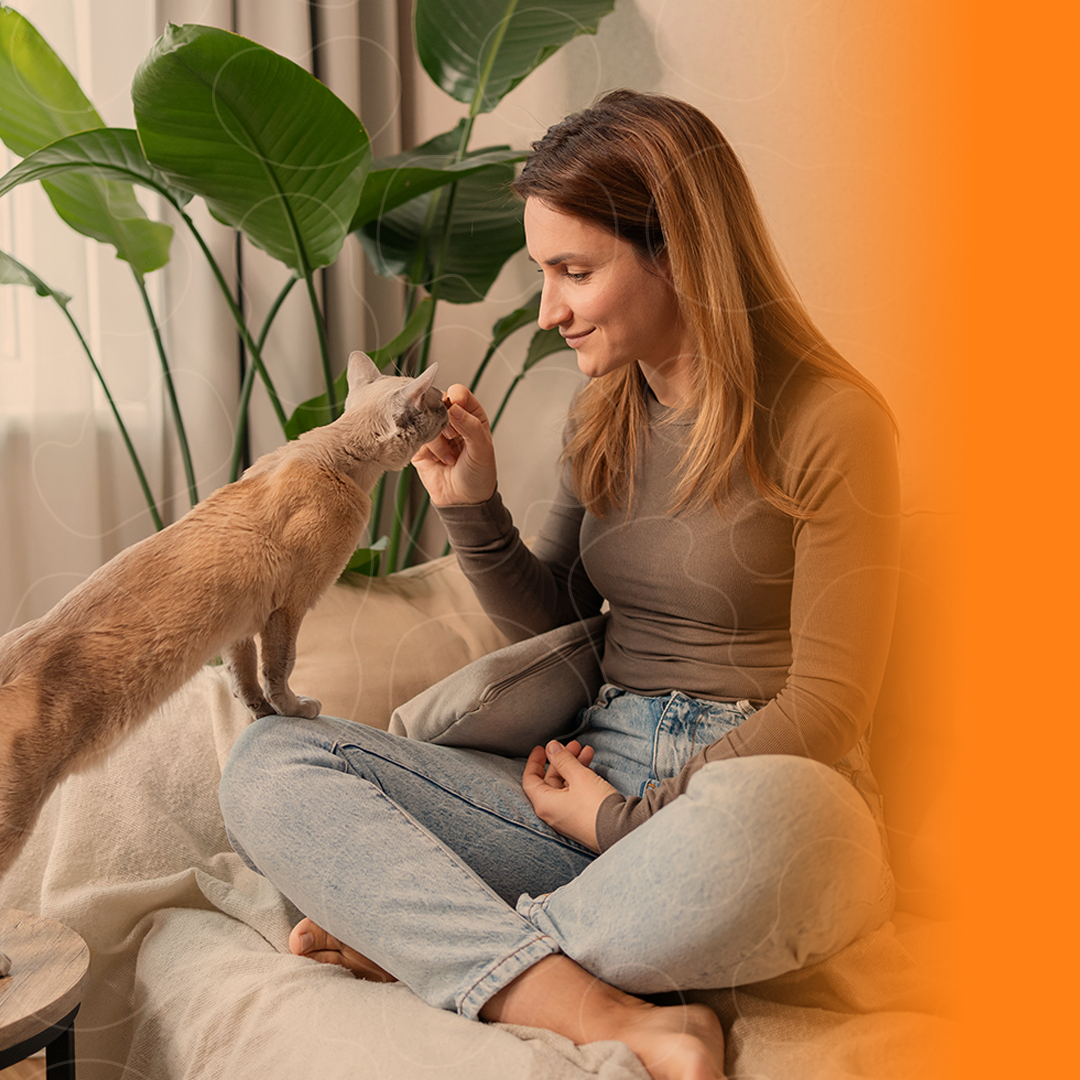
[0,513,957,1079]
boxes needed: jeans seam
[457,933,561,1019]
[650,692,681,784]
[331,757,560,1014]
[334,740,597,859]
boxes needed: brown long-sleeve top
[436,373,901,851]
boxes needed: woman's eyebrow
[526,252,589,266]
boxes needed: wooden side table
[0,910,90,1079]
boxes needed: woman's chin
[575,355,633,381]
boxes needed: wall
[406,0,945,549]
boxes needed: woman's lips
[562,328,594,348]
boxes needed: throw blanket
[0,666,954,1079]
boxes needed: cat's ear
[345,351,381,400]
[399,364,439,409]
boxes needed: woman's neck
[638,354,693,407]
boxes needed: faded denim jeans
[220,687,892,1019]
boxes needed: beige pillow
[290,555,508,730]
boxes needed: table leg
[43,1007,77,1080]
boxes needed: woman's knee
[219,714,361,852]
[688,754,878,841]
[686,755,886,956]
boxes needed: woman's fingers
[521,740,613,852]
[444,383,490,426]
[411,383,497,504]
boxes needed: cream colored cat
[0,351,448,876]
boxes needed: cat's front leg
[222,637,275,719]
[259,607,321,719]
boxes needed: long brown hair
[513,89,893,517]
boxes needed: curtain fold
[1,0,165,632]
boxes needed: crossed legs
[221,715,886,1079]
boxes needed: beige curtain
[1,0,166,632]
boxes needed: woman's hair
[512,89,893,517]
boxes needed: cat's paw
[235,693,275,720]
[294,695,322,719]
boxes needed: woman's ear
[638,246,673,284]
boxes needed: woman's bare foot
[613,1001,726,1080]
[482,955,725,1080]
[288,917,396,983]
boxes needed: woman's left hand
[521,740,619,852]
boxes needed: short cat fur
[0,351,448,877]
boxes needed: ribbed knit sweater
[436,373,900,851]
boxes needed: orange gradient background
[906,2,1076,1076]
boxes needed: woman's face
[524,199,693,403]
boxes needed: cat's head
[343,351,449,468]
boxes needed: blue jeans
[219,688,891,1019]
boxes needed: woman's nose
[537,283,570,330]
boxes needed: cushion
[389,614,608,755]
[289,555,508,730]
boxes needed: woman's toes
[288,917,396,982]
[289,916,329,957]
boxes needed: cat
[0,350,448,877]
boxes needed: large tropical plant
[0,0,616,573]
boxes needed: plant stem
[489,374,524,432]
[57,300,164,531]
[469,1,520,118]
[392,120,477,569]
[402,488,432,566]
[303,266,338,418]
[415,117,475,376]
[134,274,198,508]
[175,207,288,434]
[229,275,298,481]
[383,466,414,574]
[469,342,498,393]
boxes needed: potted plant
[0,0,616,572]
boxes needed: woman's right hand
[412,383,497,506]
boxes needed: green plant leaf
[524,325,570,369]
[284,297,436,439]
[132,23,370,275]
[490,291,541,349]
[414,0,616,115]
[342,537,388,577]
[0,8,99,156]
[0,7,173,275]
[351,146,526,231]
[356,125,524,304]
[0,247,71,305]
[0,128,193,207]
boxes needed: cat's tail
[0,675,47,878]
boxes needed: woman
[220,91,900,1080]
